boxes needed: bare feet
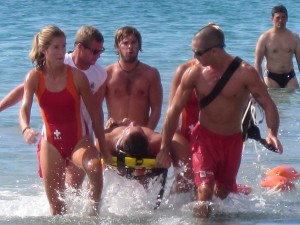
[193,201,212,218]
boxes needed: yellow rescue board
[101,156,156,169]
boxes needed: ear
[40,47,46,55]
[77,43,84,50]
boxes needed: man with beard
[104,26,163,130]
[104,27,193,193]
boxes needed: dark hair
[193,23,225,48]
[271,5,288,17]
[114,26,142,52]
[123,132,148,159]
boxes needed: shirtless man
[105,26,163,129]
[157,24,283,218]
[104,27,193,192]
[104,118,193,193]
[255,5,300,89]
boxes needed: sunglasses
[80,43,105,55]
[193,44,224,57]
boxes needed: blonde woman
[19,25,111,215]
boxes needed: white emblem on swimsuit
[53,129,62,140]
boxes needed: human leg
[190,124,218,218]
[214,132,243,198]
[71,136,103,215]
[169,131,194,194]
[37,135,86,190]
[65,162,86,190]
[193,183,214,218]
[40,140,67,215]
[286,76,299,89]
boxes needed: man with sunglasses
[105,26,163,130]
[157,23,283,218]
[255,5,300,89]
[0,25,107,190]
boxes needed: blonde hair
[29,25,65,68]
[74,25,104,47]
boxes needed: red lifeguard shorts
[191,124,243,192]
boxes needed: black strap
[199,57,242,109]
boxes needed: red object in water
[260,175,295,191]
[266,165,300,180]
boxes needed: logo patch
[200,171,206,178]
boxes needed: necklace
[118,60,140,73]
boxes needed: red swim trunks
[191,124,243,192]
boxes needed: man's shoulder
[139,61,159,75]
[105,62,118,73]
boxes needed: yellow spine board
[101,156,156,169]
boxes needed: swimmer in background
[255,4,300,89]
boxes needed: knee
[83,158,102,175]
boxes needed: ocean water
[1,0,300,224]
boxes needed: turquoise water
[1,0,300,224]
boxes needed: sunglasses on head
[193,43,225,57]
[80,43,105,55]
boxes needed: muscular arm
[254,34,267,79]
[147,68,163,130]
[246,65,283,153]
[0,83,24,112]
[169,63,190,106]
[157,68,196,168]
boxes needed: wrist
[22,126,31,134]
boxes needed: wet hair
[114,26,142,52]
[123,131,149,159]
[193,22,225,48]
[271,5,288,17]
[29,25,65,69]
[74,25,104,47]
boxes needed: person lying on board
[101,118,194,194]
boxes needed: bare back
[105,61,162,128]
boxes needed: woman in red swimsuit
[19,25,111,216]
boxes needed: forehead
[119,34,138,43]
[192,38,206,49]
[273,12,287,18]
[89,40,103,48]
[50,36,66,45]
